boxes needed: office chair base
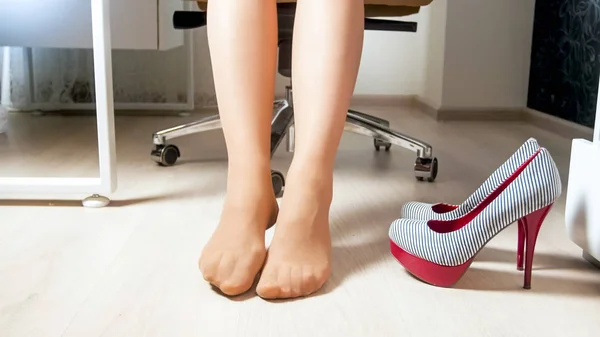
[150,145,286,197]
[151,98,438,183]
[150,112,438,182]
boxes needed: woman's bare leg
[256,0,364,299]
[199,0,278,296]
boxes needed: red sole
[390,239,473,287]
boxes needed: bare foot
[199,173,278,296]
[256,165,332,299]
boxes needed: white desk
[0,0,183,50]
[1,0,194,113]
[0,0,185,206]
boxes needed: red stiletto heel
[389,147,562,289]
[517,221,525,271]
[521,204,553,289]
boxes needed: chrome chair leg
[345,110,438,182]
[150,98,438,182]
[150,114,221,167]
[269,101,293,157]
[286,124,295,153]
[151,100,289,166]
[348,109,390,127]
[152,115,221,147]
[150,100,292,196]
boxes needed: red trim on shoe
[428,149,543,233]
[389,239,473,287]
[431,203,459,214]
[390,203,554,288]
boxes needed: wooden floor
[1,105,599,337]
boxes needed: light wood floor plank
[1,106,598,337]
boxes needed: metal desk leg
[84,0,117,207]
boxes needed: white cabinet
[565,74,600,267]
[565,140,600,266]
[0,0,183,50]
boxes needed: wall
[440,0,536,110]
[527,0,599,128]
[418,0,447,109]
[354,11,430,96]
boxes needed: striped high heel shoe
[389,147,562,289]
[401,138,540,270]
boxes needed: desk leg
[86,0,117,207]
[23,48,35,107]
[184,29,195,113]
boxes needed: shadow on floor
[477,246,595,272]
[455,267,600,295]
[331,238,600,297]
[0,189,203,207]
[321,197,599,297]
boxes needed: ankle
[222,184,278,231]
[288,162,333,195]
[281,166,334,218]
[227,161,272,187]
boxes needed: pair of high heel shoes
[389,138,562,289]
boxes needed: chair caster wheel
[415,157,438,182]
[151,144,180,166]
[374,139,392,152]
[271,170,285,198]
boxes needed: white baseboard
[350,94,415,107]
[6,93,593,140]
[522,107,593,141]
[413,96,524,121]
[412,96,438,118]
[366,95,594,140]
[436,107,524,121]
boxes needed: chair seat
[196,0,433,17]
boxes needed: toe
[256,269,281,299]
[218,260,251,296]
[301,265,329,297]
[275,266,295,298]
[198,252,222,284]
[256,281,281,299]
[220,251,265,296]
[219,278,252,296]
[290,266,303,297]
[216,254,237,283]
[257,264,329,299]
[301,266,317,296]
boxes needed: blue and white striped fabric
[389,147,562,267]
[401,138,540,221]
